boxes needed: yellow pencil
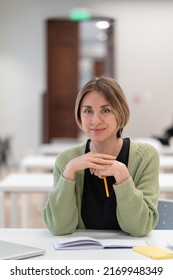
[103,176,109,197]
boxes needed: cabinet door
[45,19,79,142]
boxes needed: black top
[81,138,130,229]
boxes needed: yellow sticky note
[132,246,173,259]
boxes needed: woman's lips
[91,128,106,133]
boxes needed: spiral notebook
[0,240,45,260]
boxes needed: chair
[155,199,173,229]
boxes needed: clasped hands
[63,151,130,184]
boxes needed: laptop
[0,240,46,260]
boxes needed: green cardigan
[42,139,160,237]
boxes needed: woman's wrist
[113,163,130,184]
[63,162,76,181]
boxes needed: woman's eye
[101,107,111,114]
[83,108,93,115]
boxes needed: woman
[42,76,160,237]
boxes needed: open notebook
[53,236,147,250]
[0,240,45,260]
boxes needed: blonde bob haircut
[75,76,130,138]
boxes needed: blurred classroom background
[0,0,173,228]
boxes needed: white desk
[160,155,173,172]
[20,154,173,174]
[159,173,173,192]
[20,155,56,172]
[40,139,173,156]
[159,173,173,199]
[38,141,81,155]
[0,228,173,260]
[134,139,173,171]
[160,145,173,156]
[0,173,53,227]
[135,137,173,155]
[0,172,173,228]
[19,155,173,173]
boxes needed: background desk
[0,172,173,227]
[159,155,173,172]
[20,151,173,172]
[40,138,173,156]
[20,154,173,173]
[160,145,173,156]
[0,228,172,260]
[0,173,53,227]
[159,173,173,192]
[134,137,173,155]
[38,141,81,155]
[20,155,56,172]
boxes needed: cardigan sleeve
[113,143,160,237]
[42,174,79,235]
[42,150,80,236]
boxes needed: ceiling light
[95,21,110,29]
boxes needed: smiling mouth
[91,128,106,132]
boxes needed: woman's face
[80,90,118,142]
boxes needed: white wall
[0,0,173,162]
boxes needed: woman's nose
[91,112,102,124]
